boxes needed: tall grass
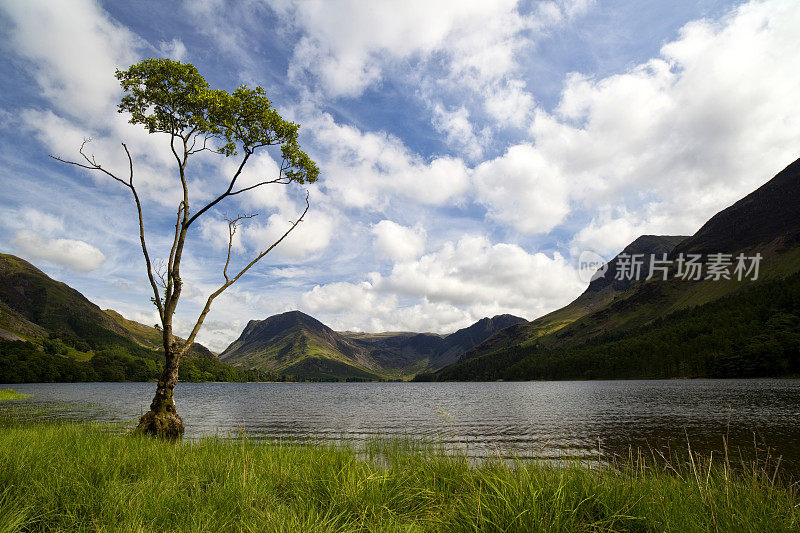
[0,422,796,531]
[0,389,30,401]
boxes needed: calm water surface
[3,380,800,466]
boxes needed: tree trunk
[135,342,184,438]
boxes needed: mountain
[0,252,524,382]
[0,254,143,351]
[219,311,384,380]
[459,235,689,362]
[219,311,526,380]
[0,254,249,383]
[430,157,800,381]
[343,313,527,369]
[675,157,800,255]
[435,314,529,366]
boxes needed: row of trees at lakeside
[0,340,281,383]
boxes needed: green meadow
[0,418,797,532]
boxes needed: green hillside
[459,236,689,362]
[219,311,385,380]
[432,269,800,381]
[0,254,263,383]
[0,254,145,353]
[425,157,800,382]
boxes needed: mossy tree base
[135,410,184,439]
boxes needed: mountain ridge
[219,310,526,380]
[459,235,689,362]
[429,156,800,381]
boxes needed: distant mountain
[431,157,800,381]
[219,311,384,380]
[437,314,529,366]
[220,311,526,380]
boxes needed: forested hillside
[431,271,800,381]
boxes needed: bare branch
[222,213,258,282]
[229,177,291,195]
[166,201,185,294]
[185,150,252,227]
[154,259,168,290]
[49,139,129,188]
[187,133,220,155]
[50,141,165,321]
[122,143,165,321]
[180,192,310,354]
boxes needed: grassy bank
[0,388,29,401]
[0,423,797,531]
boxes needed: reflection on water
[3,380,800,466]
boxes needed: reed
[0,422,796,531]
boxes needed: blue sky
[1,0,799,351]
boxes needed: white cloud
[376,235,582,310]
[13,229,106,273]
[0,0,141,121]
[431,104,484,160]
[242,208,334,261]
[470,0,800,249]
[158,38,188,61]
[371,220,426,262]
[483,78,535,127]
[271,0,594,170]
[276,0,521,97]
[308,113,470,208]
[303,281,395,316]
[270,266,311,279]
[472,144,571,233]
[19,208,64,235]
[303,282,471,334]
[302,235,585,333]
[275,0,592,99]
[570,211,647,258]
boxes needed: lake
[4,379,800,468]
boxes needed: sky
[1,0,799,352]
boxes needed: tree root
[135,410,184,439]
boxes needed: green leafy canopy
[115,58,318,183]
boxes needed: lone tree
[53,59,318,438]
